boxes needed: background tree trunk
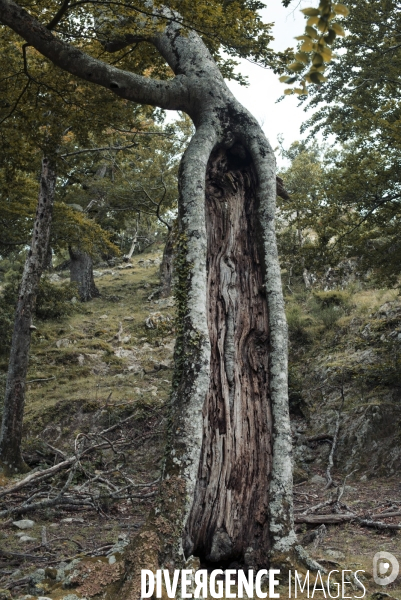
[160,226,176,298]
[43,244,53,271]
[69,248,100,302]
[0,156,56,474]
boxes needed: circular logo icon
[373,552,399,586]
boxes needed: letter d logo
[373,552,399,586]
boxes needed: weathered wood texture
[185,147,272,568]
[0,156,56,473]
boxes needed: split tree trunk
[0,156,56,474]
[69,248,100,302]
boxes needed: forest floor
[0,254,400,599]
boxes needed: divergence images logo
[373,552,399,586]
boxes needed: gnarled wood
[185,146,272,568]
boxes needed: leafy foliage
[280,0,349,95]
[35,277,80,320]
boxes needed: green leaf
[331,23,346,36]
[288,61,305,72]
[324,29,337,44]
[305,25,319,38]
[320,46,333,61]
[317,18,329,32]
[300,39,314,52]
[295,51,310,64]
[312,53,324,66]
[309,71,327,83]
[333,3,350,16]
[301,7,320,16]
[307,16,320,26]
[284,88,294,95]
[279,75,298,83]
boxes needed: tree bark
[68,248,100,302]
[160,226,176,298]
[0,156,56,474]
[0,0,298,591]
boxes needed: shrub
[313,290,350,308]
[286,303,312,342]
[36,277,79,320]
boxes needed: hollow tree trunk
[69,248,100,302]
[0,156,56,474]
[121,119,296,598]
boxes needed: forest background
[0,0,400,598]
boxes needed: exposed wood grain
[185,146,272,568]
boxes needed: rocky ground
[0,255,400,599]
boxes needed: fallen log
[295,513,354,524]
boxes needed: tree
[0,155,56,474]
[276,141,327,289]
[299,0,401,285]
[0,0,301,592]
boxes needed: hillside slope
[0,260,400,598]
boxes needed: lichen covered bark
[0,156,56,474]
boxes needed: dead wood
[295,514,401,530]
[295,513,355,524]
[307,434,334,443]
[0,457,76,499]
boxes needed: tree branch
[46,0,71,30]
[0,0,188,111]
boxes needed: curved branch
[0,0,188,111]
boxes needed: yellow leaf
[333,3,350,16]
[320,46,333,61]
[305,25,319,38]
[295,51,310,64]
[300,7,320,16]
[317,18,329,32]
[288,61,305,72]
[284,89,294,95]
[331,23,346,36]
[307,16,319,26]
[312,53,324,66]
[300,39,314,52]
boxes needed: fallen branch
[295,514,401,530]
[307,434,334,443]
[371,511,401,519]
[358,518,401,531]
[295,513,354,524]
[0,548,48,561]
[0,457,76,499]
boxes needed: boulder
[13,519,35,529]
